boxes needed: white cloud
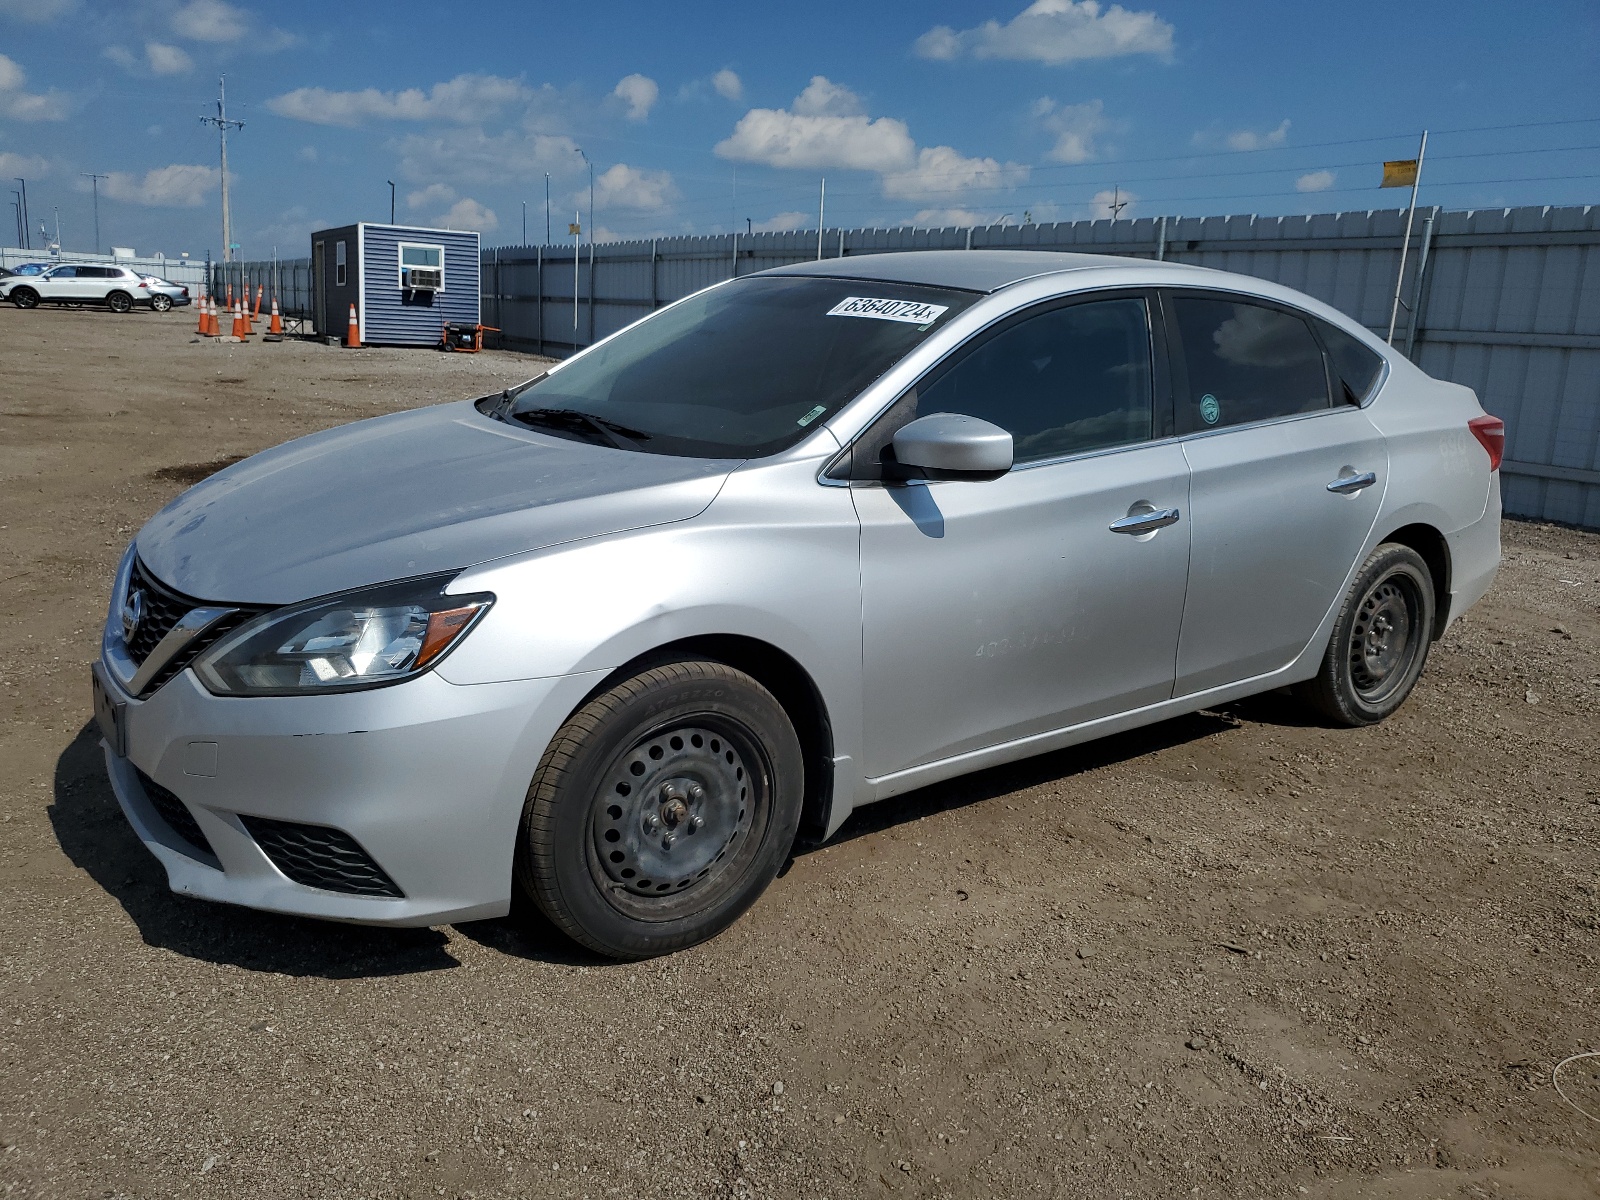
[882,145,1029,201]
[1296,169,1336,193]
[1224,119,1289,152]
[0,149,49,176]
[146,42,193,75]
[915,1,1175,66]
[436,196,496,232]
[397,127,581,184]
[0,0,77,21]
[716,76,914,171]
[751,210,807,232]
[170,0,247,42]
[578,164,677,212]
[267,74,530,127]
[296,145,317,162]
[0,52,67,120]
[1034,97,1107,162]
[1088,186,1137,219]
[712,69,742,101]
[613,73,658,121]
[103,163,219,207]
[406,183,456,210]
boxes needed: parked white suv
[1,264,157,313]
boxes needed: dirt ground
[1,303,1598,1200]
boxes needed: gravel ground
[1,304,1598,1200]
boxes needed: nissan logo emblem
[121,588,145,644]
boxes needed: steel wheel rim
[1349,571,1423,704]
[588,717,770,921]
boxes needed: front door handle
[1326,471,1378,495]
[1109,507,1181,535]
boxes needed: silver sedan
[92,251,1503,959]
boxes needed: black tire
[106,290,133,314]
[516,660,804,960]
[150,293,173,312]
[10,286,38,309]
[1295,543,1436,727]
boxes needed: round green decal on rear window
[1199,394,1221,425]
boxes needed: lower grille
[135,770,217,861]
[239,816,404,898]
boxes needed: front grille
[125,560,193,664]
[239,816,404,898]
[135,769,217,861]
[123,559,265,694]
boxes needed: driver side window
[908,296,1154,466]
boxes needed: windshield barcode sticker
[827,296,950,325]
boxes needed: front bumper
[100,665,607,926]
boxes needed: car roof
[762,249,1215,294]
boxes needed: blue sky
[1,0,1597,259]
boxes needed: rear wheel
[516,660,804,959]
[1295,543,1435,726]
[150,293,173,312]
[106,290,133,314]
[10,286,38,309]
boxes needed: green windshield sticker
[1200,394,1221,425]
[797,405,827,427]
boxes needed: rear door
[1162,290,1389,695]
[852,292,1191,778]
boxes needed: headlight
[193,574,493,696]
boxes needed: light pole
[15,177,29,249]
[81,173,108,253]
[544,172,551,245]
[521,199,527,245]
[387,180,395,224]
[10,190,22,248]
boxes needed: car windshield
[503,275,976,458]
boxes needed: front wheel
[1295,543,1436,726]
[150,293,173,312]
[10,286,38,309]
[516,660,804,959]
[106,291,133,314]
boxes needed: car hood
[136,400,736,604]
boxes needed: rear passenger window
[913,297,1153,464]
[1315,318,1385,405]
[1168,295,1329,433]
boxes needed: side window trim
[1307,317,1390,408]
[837,287,1168,483]
[1157,286,1337,438]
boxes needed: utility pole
[521,199,527,246]
[544,172,551,245]
[1106,186,1128,219]
[14,177,29,249]
[387,180,395,224]
[200,76,244,262]
[81,173,108,253]
[817,177,825,260]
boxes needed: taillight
[1468,415,1505,472]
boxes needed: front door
[853,293,1191,780]
[1163,291,1389,694]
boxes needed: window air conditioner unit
[401,267,442,290]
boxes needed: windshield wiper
[512,407,652,451]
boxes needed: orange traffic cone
[250,285,263,331]
[345,303,361,348]
[268,297,283,335]
[207,296,221,337]
[231,300,247,340]
[195,294,208,335]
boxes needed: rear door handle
[1109,508,1181,535]
[1326,471,1378,495]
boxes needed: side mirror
[891,412,1013,479]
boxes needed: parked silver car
[2,263,158,312]
[139,276,192,311]
[92,251,1503,958]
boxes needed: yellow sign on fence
[1382,159,1419,188]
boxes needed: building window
[398,243,445,291]
[335,240,347,287]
